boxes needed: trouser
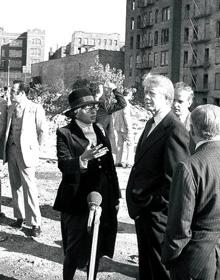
[7,144,41,226]
[135,213,170,280]
[61,213,100,280]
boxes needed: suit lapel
[135,112,173,163]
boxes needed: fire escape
[186,0,211,93]
[136,0,154,73]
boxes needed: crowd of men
[1,75,220,280]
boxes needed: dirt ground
[0,158,139,280]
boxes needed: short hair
[142,73,174,105]
[13,80,30,95]
[191,104,220,140]
[174,82,194,102]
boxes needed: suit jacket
[53,120,121,215]
[162,141,220,279]
[0,98,7,160]
[126,111,190,219]
[3,99,47,167]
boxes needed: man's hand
[81,144,109,161]
[104,81,117,91]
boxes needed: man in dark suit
[53,88,121,280]
[126,73,190,280]
[162,104,220,280]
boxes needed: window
[104,39,107,45]
[136,34,140,49]
[215,47,220,64]
[10,39,23,47]
[193,25,198,40]
[130,36,134,49]
[214,98,220,106]
[78,38,82,44]
[91,39,95,45]
[192,49,197,64]
[32,38,41,45]
[215,73,220,90]
[109,39,112,45]
[147,31,152,46]
[205,23,210,39]
[185,4,190,18]
[154,31,158,46]
[184,51,188,65]
[1,49,5,57]
[203,74,208,89]
[162,7,170,21]
[131,17,135,29]
[161,28,169,44]
[84,38,88,45]
[30,48,41,56]
[202,98,207,104]
[98,39,102,45]
[204,48,209,63]
[184,28,189,42]
[161,50,168,66]
[131,0,135,10]
[154,52,159,67]
[218,0,220,9]
[9,60,22,68]
[129,55,133,77]
[155,9,159,23]
[9,50,22,57]
[216,21,220,38]
[114,40,118,46]
[137,15,141,28]
[149,11,153,25]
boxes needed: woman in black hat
[53,87,121,280]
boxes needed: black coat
[53,120,121,264]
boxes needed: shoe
[31,226,41,237]
[10,218,25,229]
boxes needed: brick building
[32,49,124,88]
[0,27,45,85]
[124,0,220,105]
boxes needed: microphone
[87,192,102,233]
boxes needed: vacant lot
[0,159,138,280]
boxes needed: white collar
[196,136,220,150]
[153,106,170,126]
[75,119,93,130]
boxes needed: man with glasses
[126,73,190,280]
[3,80,47,237]
[53,87,121,280]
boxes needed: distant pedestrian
[113,88,135,168]
[93,81,127,138]
[3,80,48,237]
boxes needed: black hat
[64,87,100,117]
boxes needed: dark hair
[13,80,30,95]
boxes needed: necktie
[140,118,155,146]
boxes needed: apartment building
[0,27,45,76]
[124,0,220,105]
[70,31,121,55]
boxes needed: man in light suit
[0,96,7,218]
[162,104,220,280]
[3,80,47,237]
[126,73,190,280]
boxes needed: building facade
[124,0,220,105]
[70,31,122,55]
[0,27,45,84]
[32,49,124,88]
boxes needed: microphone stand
[88,206,102,280]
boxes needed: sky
[1,0,127,58]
